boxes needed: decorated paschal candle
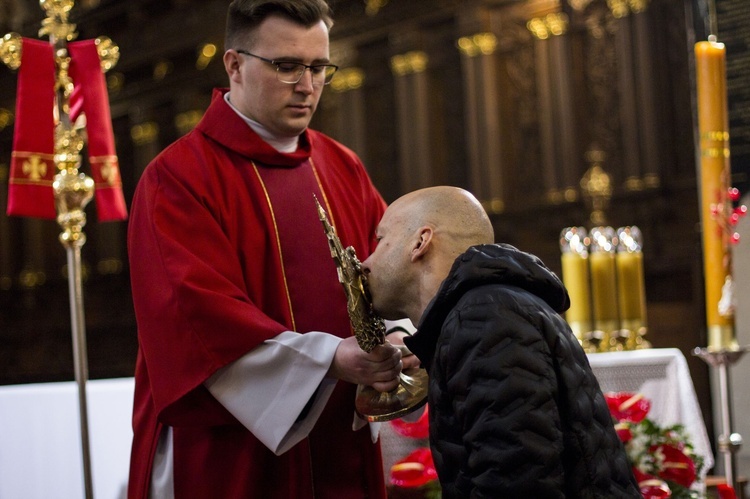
[560,227,592,348]
[694,39,737,351]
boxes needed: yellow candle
[616,250,644,322]
[615,227,647,349]
[694,40,736,350]
[589,227,618,351]
[561,251,592,341]
[560,227,592,345]
[590,251,618,324]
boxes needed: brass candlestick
[693,347,747,493]
[315,197,428,421]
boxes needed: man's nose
[294,69,315,92]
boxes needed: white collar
[224,92,299,153]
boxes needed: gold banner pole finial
[315,196,428,421]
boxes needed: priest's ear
[410,226,433,262]
[224,50,243,83]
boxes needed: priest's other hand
[328,337,402,392]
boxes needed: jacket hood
[438,243,569,314]
[406,244,570,366]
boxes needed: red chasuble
[127,89,387,498]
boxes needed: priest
[127,1,415,497]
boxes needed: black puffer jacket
[404,244,640,498]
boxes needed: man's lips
[288,103,311,112]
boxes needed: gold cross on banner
[22,155,47,180]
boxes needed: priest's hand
[328,336,402,392]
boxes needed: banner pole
[42,1,95,496]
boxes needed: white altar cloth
[588,348,715,477]
[0,377,134,499]
[0,349,714,498]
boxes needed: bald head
[362,186,494,323]
[390,186,494,259]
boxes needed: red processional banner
[7,38,56,219]
[7,37,127,221]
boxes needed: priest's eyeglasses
[237,50,338,86]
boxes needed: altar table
[0,377,134,499]
[0,349,713,498]
[587,348,714,478]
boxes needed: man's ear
[224,50,242,83]
[410,227,433,262]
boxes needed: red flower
[390,447,438,488]
[390,405,430,439]
[614,422,633,444]
[651,444,696,488]
[716,483,737,499]
[632,467,672,499]
[605,392,651,423]
[604,393,703,496]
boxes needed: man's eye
[276,62,301,73]
[310,66,326,75]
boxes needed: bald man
[362,186,639,498]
